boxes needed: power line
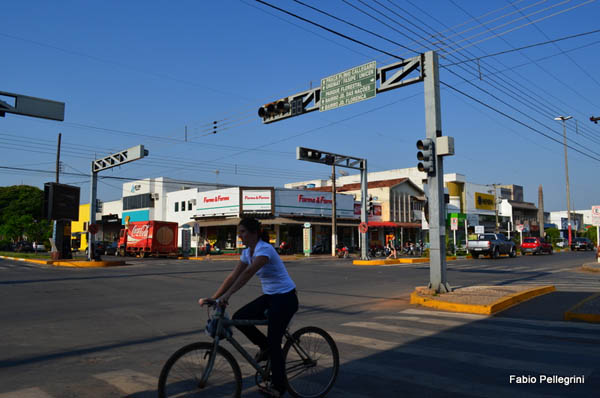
[254,0,600,164]
[442,28,600,66]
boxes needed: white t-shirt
[241,240,296,295]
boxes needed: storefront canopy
[368,221,421,228]
[185,216,360,228]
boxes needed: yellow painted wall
[71,204,90,251]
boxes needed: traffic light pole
[331,163,337,257]
[88,171,98,261]
[88,145,149,261]
[361,159,368,261]
[424,51,451,293]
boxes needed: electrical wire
[253,0,600,163]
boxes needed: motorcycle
[336,245,349,258]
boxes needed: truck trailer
[118,221,178,258]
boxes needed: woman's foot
[258,384,285,397]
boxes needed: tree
[584,227,597,246]
[544,227,560,244]
[0,185,44,225]
[0,186,50,242]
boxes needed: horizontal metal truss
[92,148,136,172]
[262,54,423,124]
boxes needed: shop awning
[368,221,422,228]
[185,216,360,228]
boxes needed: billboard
[43,182,80,220]
[474,192,495,211]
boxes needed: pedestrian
[204,238,211,259]
[386,238,397,259]
[198,217,297,397]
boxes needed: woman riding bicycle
[198,217,298,398]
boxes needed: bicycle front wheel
[158,342,242,398]
[283,326,339,398]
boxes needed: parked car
[32,242,47,252]
[555,238,567,248]
[571,237,594,251]
[521,237,552,255]
[85,241,107,257]
[13,241,34,252]
[467,233,516,259]
[105,241,118,256]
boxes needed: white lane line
[402,308,600,331]
[94,369,156,395]
[335,326,591,376]
[365,318,600,357]
[0,388,54,398]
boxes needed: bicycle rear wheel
[158,342,242,398]
[283,326,339,398]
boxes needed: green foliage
[0,185,51,242]
[544,227,560,244]
[584,227,597,246]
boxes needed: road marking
[94,369,156,395]
[402,308,600,330]
[343,359,552,398]
[336,325,591,376]
[0,388,53,398]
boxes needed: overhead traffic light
[368,195,374,215]
[259,98,304,123]
[416,138,435,175]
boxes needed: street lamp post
[554,115,573,248]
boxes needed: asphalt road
[1,251,599,397]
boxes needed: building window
[188,201,193,211]
[181,201,186,212]
[175,202,179,212]
[123,193,154,210]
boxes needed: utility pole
[538,185,545,238]
[492,184,499,234]
[55,133,61,183]
[331,163,337,257]
[555,116,573,248]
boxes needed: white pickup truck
[467,233,516,259]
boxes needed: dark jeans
[233,289,298,393]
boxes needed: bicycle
[158,299,339,398]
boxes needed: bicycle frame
[199,307,315,387]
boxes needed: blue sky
[1,0,599,211]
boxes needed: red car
[521,237,553,255]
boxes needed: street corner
[410,285,556,315]
[564,293,600,323]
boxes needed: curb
[564,293,600,323]
[0,255,125,267]
[580,264,600,273]
[353,256,463,266]
[409,285,556,315]
[0,255,51,264]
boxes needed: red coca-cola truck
[118,221,178,258]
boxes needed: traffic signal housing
[368,195,374,215]
[416,138,435,174]
[259,98,304,123]
[296,147,323,162]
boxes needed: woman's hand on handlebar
[198,297,228,308]
[198,297,216,306]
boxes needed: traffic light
[296,147,323,162]
[368,195,374,215]
[259,98,304,123]
[416,138,435,174]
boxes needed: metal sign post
[259,51,452,291]
[88,145,148,261]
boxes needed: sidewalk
[411,282,600,324]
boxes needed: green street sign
[320,61,376,112]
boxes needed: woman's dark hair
[239,217,270,242]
